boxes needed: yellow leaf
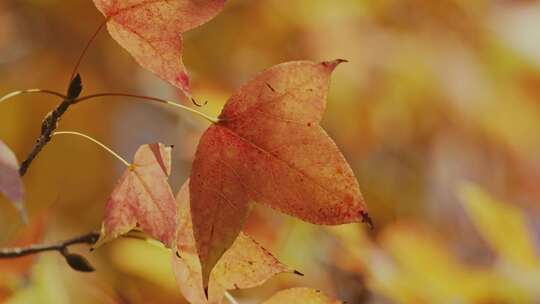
[262,288,342,304]
[459,183,540,268]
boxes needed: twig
[18,74,83,176]
[0,231,99,259]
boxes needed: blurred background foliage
[1,0,540,303]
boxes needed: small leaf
[0,140,26,222]
[94,143,176,248]
[172,180,293,304]
[262,288,342,304]
[64,253,95,272]
[92,0,226,94]
[190,60,368,283]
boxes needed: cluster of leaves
[87,58,362,302]
[1,0,370,303]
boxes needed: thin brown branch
[18,74,83,176]
[0,229,154,273]
[0,231,99,259]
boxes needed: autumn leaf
[459,184,540,269]
[94,143,176,248]
[0,140,25,222]
[92,0,226,94]
[330,221,534,303]
[190,60,369,283]
[262,288,342,304]
[173,180,294,304]
[456,184,540,299]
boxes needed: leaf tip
[147,143,172,176]
[360,211,374,230]
[321,59,348,71]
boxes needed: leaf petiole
[53,131,130,167]
[73,93,219,123]
[0,88,219,123]
[68,17,110,85]
[0,89,67,104]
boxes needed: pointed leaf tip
[361,211,374,230]
[322,59,348,71]
[146,143,172,176]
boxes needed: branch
[18,74,83,176]
[0,229,154,273]
[0,231,99,272]
[0,231,99,258]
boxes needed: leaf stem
[73,93,219,123]
[0,89,67,104]
[53,131,130,167]
[225,292,240,304]
[68,17,110,85]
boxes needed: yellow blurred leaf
[262,287,342,304]
[109,239,177,292]
[6,256,70,304]
[459,183,540,296]
[459,183,540,268]
[332,222,532,303]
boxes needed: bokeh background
[1,0,540,303]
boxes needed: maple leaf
[173,180,294,304]
[263,288,342,304]
[94,143,176,248]
[92,0,226,94]
[0,140,26,222]
[190,60,369,283]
